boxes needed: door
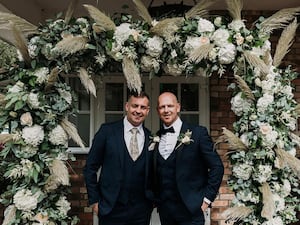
[68,74,211,225]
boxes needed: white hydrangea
[145,36,163,57]
[228,19,246,32]
[48,125,68,146]
[236,190,260,203]
[13,189,38,211]
[253,164,272,183]
[273,193,285,212]
[22,125,44,147]
[256,93,274,113]
[197,18,215,33]
[56,196,71,217]
[33,67,49,84]
[28,93,40,109]
[232,163,252,180]
[20,159,33,177]
[230,92,252,116]
[76,17,90,35]
[280,85,294,99]
[218,43,236,64]
[114,23,135,44]
[8,81,24,93]
[212,28,230,46]
[262,217,283,225]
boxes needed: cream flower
[217,43,236,64]
[230,92,252,116]
[145,36,163,57]
[48,125,68,146]
[20,112,33,126]
[212,28,230,46]
[141,56,160,73]
[228,20,246,32]
[58,88,72,105]
[8,81,24,93]
[13,189,38,211]
[197,18,215,33]
[28,93,40,109]
[33,67,49,84]
[56,196,71,216]
[22,125,44,147]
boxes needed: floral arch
[0,0,300,224]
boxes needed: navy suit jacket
[83,119,153,216]
[154,122,224,215]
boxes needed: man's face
[157,93,180,127]
[125,96,150,126]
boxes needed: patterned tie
[129,128,139,161]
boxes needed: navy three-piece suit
[153,122,224,225]
[84,119,153,225]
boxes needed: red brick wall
[1,10,300,225]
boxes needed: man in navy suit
[153,92,224,225]
[84,91,153,225]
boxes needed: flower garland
[0,0,300,224]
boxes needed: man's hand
[201,201,209,212]
[92,203,99,215]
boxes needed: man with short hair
[153,91,224,225]
[84,91,153,225]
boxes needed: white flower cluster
[13,189,38,211]
[232,163,252,180]
[33,67,49,84]
[22,125,44,147]
[48,125,68,146]
[56,196,71,217]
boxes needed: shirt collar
[163,117,182,134]
[124,116,143,133]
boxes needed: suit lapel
[176,122,189,163]
[114,121,125,169]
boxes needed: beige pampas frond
[150,17,183,41]
[53,35,87,56]
[0,133,19,143]
[132,0,153,25]
[275,148,300,179]
[64,0,79,24]
[122,57,142,94]
[2,205,17,225]
[260,7,300,34]
[234,75,255,101]
[78,68,97,97]
[188,43,214,63]
[83,4,116,32]
[60,118,86,150]
[244,51,270,76]
[222,206,253,222]
[216,127,248,152]
[45,159,70,192]
[273,19,298,67]
[289,132,300,148]
[226,0,243,20]
[295,104,300,116]
[45,67,60,91]
[260,182,275,220]
[185,0,216,19]
[9,21,31,65]
[0,12,37,36]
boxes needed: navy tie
[159,126,175,135]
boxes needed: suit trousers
[99,200,152,225]
[158,199,205,225]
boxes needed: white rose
[145,36,163,57]
[218,43,236,64]
[228,20,246,32]
[8,81,24,93]
[214,17,222,27]
[212,28,230,46]
[28,93,40,109]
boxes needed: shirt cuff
[204,197,211,205]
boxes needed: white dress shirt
[159,117,182,159]
[124,117,145,155]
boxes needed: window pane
[181,84,198,111]
[105,114,124,123]
[180,114,199,124]
[106,83,124,111]
[68,114,90,147]
[160,83,177,95]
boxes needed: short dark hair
[128,91,150,101]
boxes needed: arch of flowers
[0,0,300,224]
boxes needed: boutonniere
[175,129,194,150]
[148,135,160,151]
